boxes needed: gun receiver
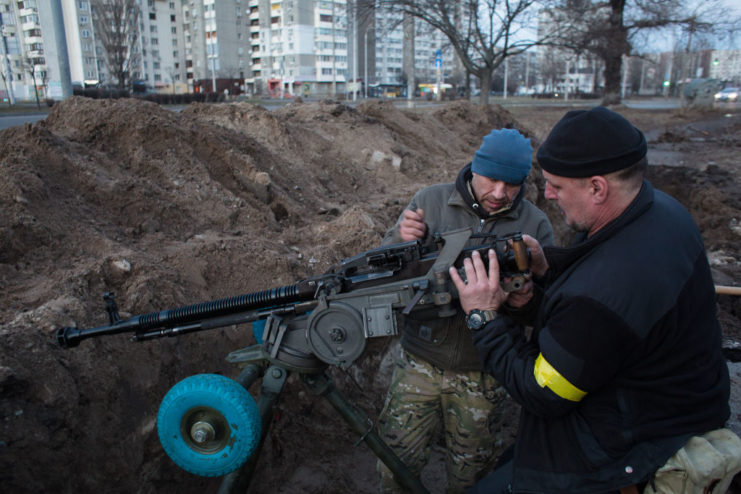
[57,228,529,369]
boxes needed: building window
[81,29,90,38]
[80,15,88,23]
[78,1,87,10]
[322,68,332,75]
[320,14,332,22]
[149,12,156,20]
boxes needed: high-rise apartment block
[0,0,469,101]
[244,0,349,97]
[0,0,46,102]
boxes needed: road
[0,112,47,130]
[0,97,697,131]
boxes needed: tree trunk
[602,52,623,105]
[601,0,627,105]
[402,13,415,103]
[478,69,492,104]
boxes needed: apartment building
[245,0,349,97]
[182,0,250,94]
[0,0,47,101]
[362,7,459,92]
[710,49,741,85]
[136,0,186,92]
[59,0,98,87]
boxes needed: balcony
[22,21,39,31]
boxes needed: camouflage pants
[376,349,507,494]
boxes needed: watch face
[467,311,485,330]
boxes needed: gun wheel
[157,374,261,477]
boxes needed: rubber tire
[157,374,261,477]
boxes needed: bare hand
[399,208,427,242]
[522,234,549,278]
[449,249,508,314]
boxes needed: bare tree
[375,0,568,104]
[553,0,741,105]
[91,0,141,90]
[21,56,42,110]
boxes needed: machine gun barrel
[57,282,319,348]
[57,228,531,351]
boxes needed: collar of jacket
[543,180,654,278]
[454,162,525,220]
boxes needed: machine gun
[57,228,530,494]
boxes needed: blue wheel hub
[157,374,261,477]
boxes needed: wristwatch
[466,309,498,331]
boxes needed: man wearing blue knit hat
[376,128,554,493]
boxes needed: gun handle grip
[513,238,529,272]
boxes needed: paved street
[0,112,47,130]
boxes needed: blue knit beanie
[471,128,533,184]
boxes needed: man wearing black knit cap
[450,107,741,493]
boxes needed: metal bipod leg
[218,363,289,494]
[301,372,429,494]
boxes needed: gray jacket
[383,163,554,370]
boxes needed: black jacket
[473,181,730,493]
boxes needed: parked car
[714,87,739,102]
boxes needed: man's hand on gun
[399,208,427,241]
[449,249,507,314]
[449,235,549,314]
[504,234,548,308]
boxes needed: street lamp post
[210,55,217,93]
[364,26,369,98]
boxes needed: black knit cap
[536,106,647,178]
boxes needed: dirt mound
[0,97,523,493]
[1,98,739,494]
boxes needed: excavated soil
[0,97,739,494]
